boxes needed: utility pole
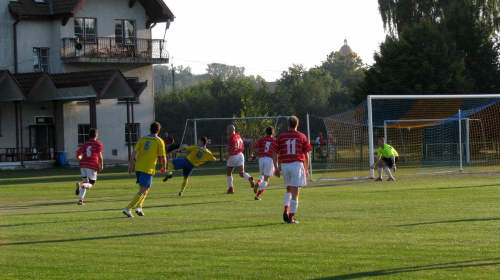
[171,62,175,92]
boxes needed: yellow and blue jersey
[134,135,166,175]
[185,145,216,166]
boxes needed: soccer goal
[179,116,290,160]
[309,94,500,181]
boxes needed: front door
[29,125,55,160]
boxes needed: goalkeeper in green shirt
[164,136,217,196]
[371,137,398,181]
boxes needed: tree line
[155,0,500,144]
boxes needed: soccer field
[0,163,498,279]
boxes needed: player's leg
[226,166,235,194]
[123,172,151,217]
[381,157,394,180]
[285,162,306,224]
[256,158,273,198]
[238,165,255,189]
[179,176,189,196]
[226,155,240,194]
[78,169,96,205]
[281,163,292,221]
[288,186,301,223]
[179,165,194,196]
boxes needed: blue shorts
[135,171,153,188]
[173,157,195,177]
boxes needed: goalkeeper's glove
[392,164,396,172]
[370,164,376,169]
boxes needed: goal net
[179,116,290,161]
[310,94,500,180]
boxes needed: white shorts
[259,157,275,177]
[227,153,244,168]
[281,162,307,187]
[80,168,97,182]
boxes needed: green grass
[0,163,499,279]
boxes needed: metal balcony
[61,37,169,64]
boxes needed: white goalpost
[309,94,500,181]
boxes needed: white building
[0,0,175,165]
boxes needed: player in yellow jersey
[164,136,217,196]
[371,137,398,181]
[123,122,166,217]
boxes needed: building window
[118,77,139,103]
[78,124,91,145]
[33,48,49,72]
[74,18,96,43]
[115,20,135,45]
[125,123,139,144]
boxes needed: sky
[153,0,388,81]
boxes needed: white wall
[0,0,159,161]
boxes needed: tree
[321,51,365,91]
[320,51,365,110]
[377,0,500,93]
[378,0,500,36]
[274,65,340,134]
[206,63,245,80]
[353,20,473,104]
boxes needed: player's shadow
[0,222,281,246]
[397,217,500,227]
[0,216,123,228]
[436,183,498,190]
[312,258,500,279]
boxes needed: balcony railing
[61,37,169,64]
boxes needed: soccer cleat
[75,183,80,195]
[287,219,299,224]
[122,208,134,218]
[283,210,289,222]
[387,177,395,181]
[226,188,234,194]
[135,208,145,216]
[375,177,382,181]
[179,191,183,196]
[254,196,261,200]
[77,200,84,205]
[253,180,260,194]
[163,174,173,182]
[249,177,255,189]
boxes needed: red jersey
[227,133,244,155]
[76,139,103,171]
[274,130,312,164]
[163,136,174,146]
[252,136,277,158]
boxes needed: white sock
[383,167,392,177]
[377,167,382,178]
[79,188,86,200]
[290,200,298,214]
[258,175,264,182]
[284,192,291,207]
[260,180,268,191]
[82,183,93,189]
[243,173,250,180]
[227,176,233,188]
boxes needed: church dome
[339,39,355,55]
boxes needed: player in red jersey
[272,116,312,224]
[75,128,104,205]
[225,125,255,194]
[250,126,277,200]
